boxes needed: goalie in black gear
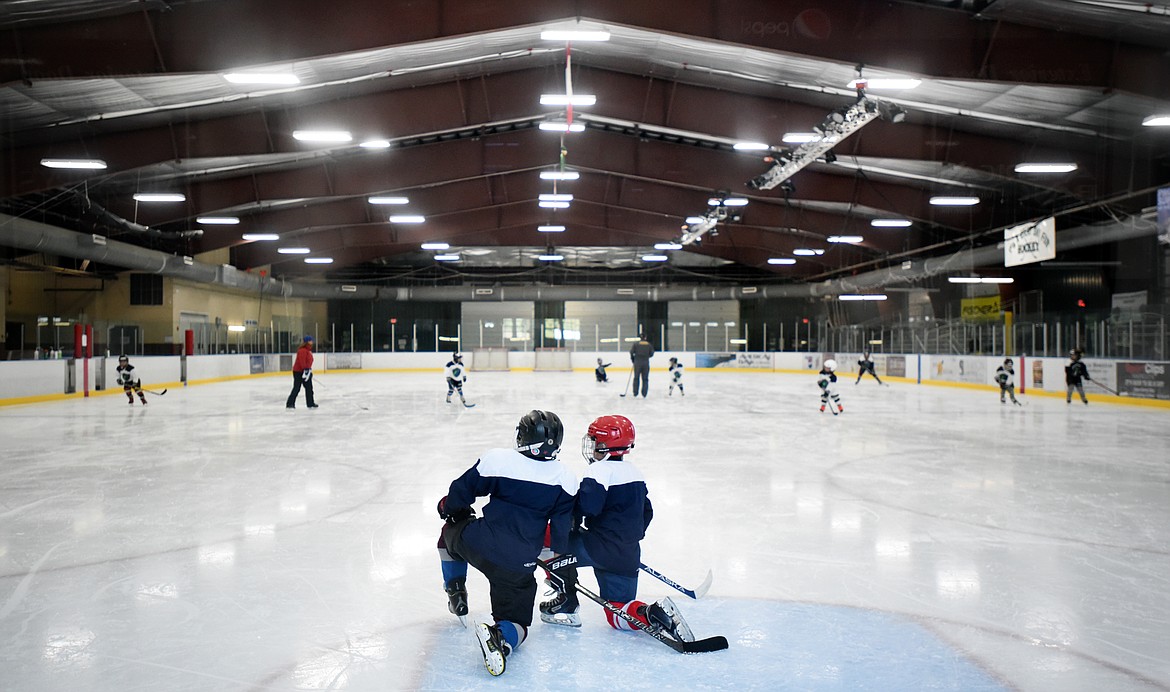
[855,352,883,385]
[539,414,694,643]
[115,355,148,405]
[996,358,1021,405]
[444,352,468,405]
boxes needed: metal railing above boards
[3,315,1165,359]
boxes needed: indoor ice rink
[1,368,1167,691]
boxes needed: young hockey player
[855,351,883,385]
[436,410,578,677]
[539,414,694,643]
[116,355,148,405]
[996,358,1021,405]
[818,359,843,414]
[667,357,685,396]
[444,352,471,406]
[286,335,317,409]
[1065,349,1090,405]
[595,358,612,383]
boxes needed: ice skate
[474,622,510,676]
[539,589,581,627]
[446,394,451,403]
[642,597,694,642]
[444,577,468,625]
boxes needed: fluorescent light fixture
[767,258,796,265]
[197,216,240,225]
[733,141,770,150]
[537,225,566,233]
[40,158,107,169]
[540,30,610,41]
[930,196,980,206]
[729,338,748,345]
[642,254,668,262]
[792,248,824,256]
[536,254,564,261]
[949,276,1014,284]
[304,257,334,264]
[1142,115,1170,127]
[708,197,748,206]
[292,130,352,143]
[368,196,409,205]
[827,235,863,244]
[359,139,392,149]
[227,325,247,332]
[654,242,683,250]
[434,254,460,261]
[538,201,570,209]
[838,294,888,301]
[848,78,921,90]
[685,216,705,224]
[538,193,574,202]
[540,94,597,106]
[538,121,585,132]
[241,233,279,241]
[277,247,310,254]
[871,218,912,227]
[540,170,580,181]
[222,72,300,85]
[133,193,185,202]
[1014,163,1078,174]
[782,132,821,144]
[389,215,426,223]
[420,242,450,250]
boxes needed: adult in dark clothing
[1065,349,1090,405]
[286,335,317,409]
[855,351,883,385]
[629,334,654,397]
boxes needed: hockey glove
[544,554,578,593]
[436,496,475,524]
[302,369,311,381]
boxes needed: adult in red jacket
[286,335,318,409]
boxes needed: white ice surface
[1,370,1168,691]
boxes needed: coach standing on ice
[629,333,654,398]
[286,335,318,409]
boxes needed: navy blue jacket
[445,448,578,572]
[576,458,653,574]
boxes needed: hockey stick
[1089,380,1120,396]
[619,369,633,397]
[143,388,167,396]
[639,563,713,600]
[536,559,728,654]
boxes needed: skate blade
[474,623,506,676]
[539,611,582,627]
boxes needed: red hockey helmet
[582,414,635,463]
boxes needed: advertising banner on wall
[326,353,363,369]
[931,356,988,384]
[960,295,1001,322]
[885,355,906,377]
[1004,216,1056,266]
[695,352,774,369]
[1116,361,1170,399]
[1111,290,1148,320]
[1031,360,1043,389]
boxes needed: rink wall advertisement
[1116,361,1170,400]
[884,356,906,378]
[929,356,987,384]
[695,352,773,369]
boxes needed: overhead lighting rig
[677,192,746,246]
[746,80,907,192]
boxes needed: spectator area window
[129,273,164,306]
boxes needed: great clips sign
[1116,361,1170,400]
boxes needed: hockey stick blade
[537,558,726,654]
[463,402,476,408]
[144,388,167,396]
[639,563,713,600]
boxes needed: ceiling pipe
[1,212,1157,302]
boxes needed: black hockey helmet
[118,354,129,363]
[452,351,463,362]
[516,410,563,460]
[1004,358,1013,365]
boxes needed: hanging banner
[1004,216,1056,267]
[961,295,1001,322]
[1158,187,1170,245]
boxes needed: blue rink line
[410,599,1009,691]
